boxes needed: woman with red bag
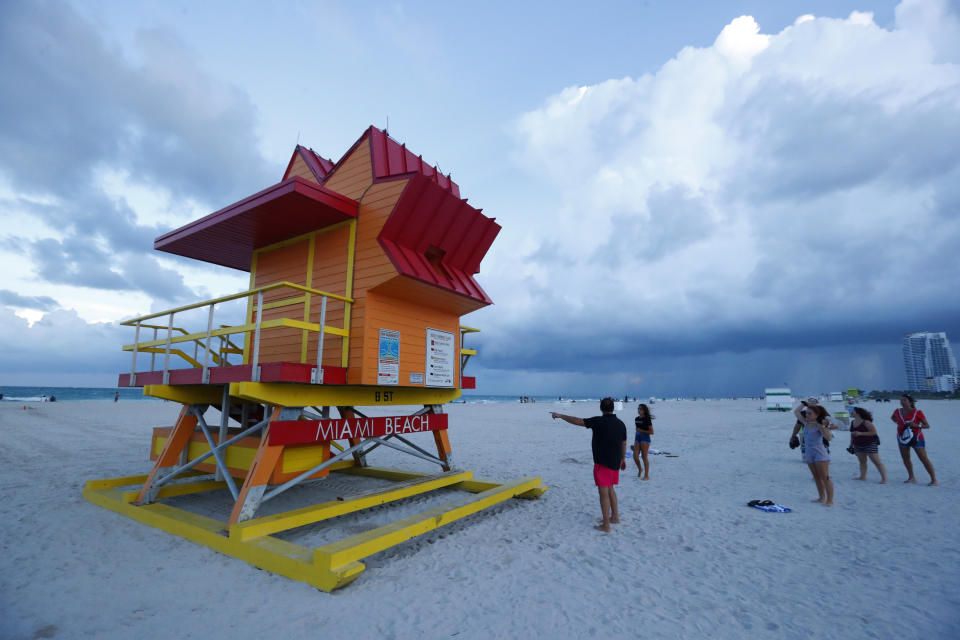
[891,394,937,485]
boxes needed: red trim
[461,376,476,390]
[117,363,348,388]
[269,413,448,446]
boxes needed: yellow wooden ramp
[83,469,546,591]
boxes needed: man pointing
[551,397,628,532]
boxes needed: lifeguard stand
[83,127,546,591]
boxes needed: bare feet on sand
[594,524,610,532]
[812,498,825,503]
[610,517,621,524]
[825,501,834,507]
[880,480,888,484]
[641,476,650,481]
[928,480,937,486]
[904,478,917,483]
[854,476,866,481]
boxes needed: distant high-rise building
[902,332,958,391]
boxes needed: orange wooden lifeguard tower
[83,127,546,591]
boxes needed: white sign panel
[425,328,455,387]
[378,329,400,386]
[409,372,424,384]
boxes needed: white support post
[312,296,327,384]
[216,384,230,482]
[251,291,263,382]
[129,322,141,386]
[162,313,174,385]
[150,328,157,371]
[203,303,215,384]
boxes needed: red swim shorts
[593,463,619,487]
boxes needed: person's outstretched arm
[550,412,585,427]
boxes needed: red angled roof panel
[377,173,497,306]
[155,177,358,271]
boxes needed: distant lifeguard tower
[83,127,546,591]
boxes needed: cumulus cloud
[0,1,274,306]
[482,1,960,392]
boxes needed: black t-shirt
[583,414,628,470]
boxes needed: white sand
[1,398,958,639]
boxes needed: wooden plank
[230,471,472,541]
[229,382,460,407]
[314,476,544,571]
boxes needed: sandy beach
[1,398,958,639]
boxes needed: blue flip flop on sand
[747,499,791,513]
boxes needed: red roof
[283,145,335,182]
[155,177,358,271]
[378,172,498,305]
[364,127,460,197]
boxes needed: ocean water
[461,394,612,404]
[0,386,158,403]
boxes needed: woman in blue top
[632,404,654,480]
[794,403,834,506]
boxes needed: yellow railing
[459,326,480,373]
[122,282,353,385]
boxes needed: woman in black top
[633,403,655,480]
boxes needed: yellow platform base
[83,467,547,591]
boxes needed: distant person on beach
[891,394,936,485]
[849,407,887,483]
[794,401,835,506]
[550,397,627,532]
[633,404,654,480]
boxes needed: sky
[1,0,958,397]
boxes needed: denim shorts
[634,433,651,445]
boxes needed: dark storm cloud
[0,289,58,311]
[0,1,275,298]
[474,301,960,379]
[0,2,272,200]
[0,306,126,376]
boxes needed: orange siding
[238,139,478,386]
[303,225,351,366]
[284,155,320,183]
[359,292,460,387]
[372,274,488,316]
[342,179,407,382]
[323,139,373,200]
[253,239,311,362]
